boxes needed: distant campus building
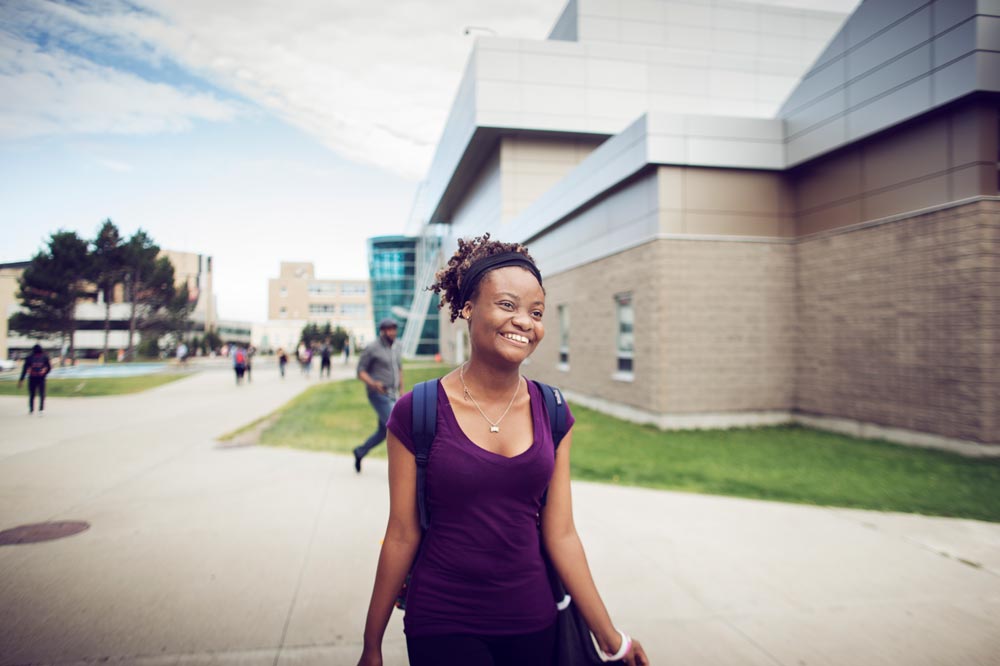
[260,262,375,352]
[405,0,1000,451]
[1,250,217,360]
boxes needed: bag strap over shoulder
[532,380,568,450]
[411,379,439,531]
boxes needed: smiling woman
[357,234,648,666]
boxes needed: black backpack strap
[411,379,439,531]
[532,380,568,449]
[533,380,568,510]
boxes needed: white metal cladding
[781,0,1000,166]
[416,0,999,282]
[414,0,851,230]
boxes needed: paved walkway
[1,362,998,666]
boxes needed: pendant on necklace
[490,425,500,433]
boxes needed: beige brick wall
[531,242,664,413]
[531,238,796,415]
[796,199,999,444]
[269,277,309,320]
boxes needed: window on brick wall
[558,304,570,370]
[614,292,634,379]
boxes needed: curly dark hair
[429,233,537,322]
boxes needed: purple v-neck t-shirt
[386,379,574,637]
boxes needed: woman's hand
[624,637,649,665]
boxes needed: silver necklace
[459,363,521,434]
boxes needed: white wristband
[593,630,631,662]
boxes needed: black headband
[458,252,543,308]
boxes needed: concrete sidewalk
[1,363,998,666]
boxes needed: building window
[342,283,368,296]
[309,304,337,314]
[614,293,634,380]
[280,286,287,298]
[341,303,368,316]
[558,304,569,370]
[279,306,287,318]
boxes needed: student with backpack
[233,345,247,384]
[357,235,647,666]
[18,344,52,415]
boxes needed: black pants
[406,622,555,666]
[28,376,46,412]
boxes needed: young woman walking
[358,234,648,666]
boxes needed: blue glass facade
[367,236,439,356]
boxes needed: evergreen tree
[90,219,125,361]
[140,278,195,344]
[299,322,323,348]
[330,326,349,353]
[121,230,160,359]
[9,231,90,362]
[203,328,223,354]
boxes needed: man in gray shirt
[353,318,404,473]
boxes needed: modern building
[160,250,216,337]
[3,250,216,360]
[405,0,999,452]
[267,262,375,348]
[0,261,29,361]
[367,235,440,357]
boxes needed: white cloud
[0,0,566,178]
[0,31,241,139]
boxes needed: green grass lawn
[0,373,190,397]
[251,366,1000,523]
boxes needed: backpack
[28,354,48,377]
[235,349,246,365]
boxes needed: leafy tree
[329,326,349,353]
[121,230,160,359]
[10,231,90,361]
[136,333,162,359]
[203,328,223,354]
[299,322,349,352]
[89,219,125,361]
[140,278,196,345]
[299,322,323,348]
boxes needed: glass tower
[367,236,439,356]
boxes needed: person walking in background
[299,343,312,377]
[352,318,403,473]
[357,235,648,666]
[343,339,351,365]
[320,341,332,378]
[277,347,288,378]
[233,345,248,385]
[245,345,255,383]
[18,344,51,415]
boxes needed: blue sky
[0,0,565,321]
